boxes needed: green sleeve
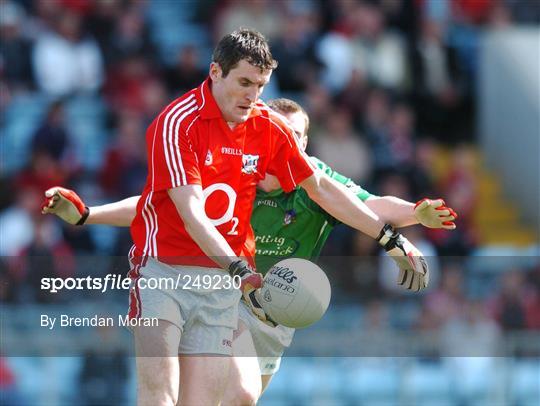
[309,156,375,201]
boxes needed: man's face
[282,110,308,151]
[210,60,272,124]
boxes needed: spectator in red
[104,53,159,115]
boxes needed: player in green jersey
[43,98,456,405]
[224,98,456,404]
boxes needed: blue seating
[401,360,454,405]
[145,0,209,66]
[341,358,400,404]
[511,359,540,406]
[1,93,50,173]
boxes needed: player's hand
[228,260,276,325]
[41,187,89,225]
[414,198,457,230]
[377,224,429,292]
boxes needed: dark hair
[212,28,278,77]
[267,98,310,136]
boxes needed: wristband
[76,206,90,226]
[228,259,251,278]
[376,224,400,250]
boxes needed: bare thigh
[222,321,262,406]
[177,355,232,406]
[134,320,181,406]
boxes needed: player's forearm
[365,196,417,228]
[168,187,238,269]
[86,196,140,226]
[301,172,385,239]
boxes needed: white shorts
[128,256,241,356]
[238,300,295,375]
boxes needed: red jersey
[130,78,314,267]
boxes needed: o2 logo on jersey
[241,154,259,174]
[203,183,239,235]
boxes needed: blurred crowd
[1,0,539,322]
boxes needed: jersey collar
[197,77,263,120]
[198,78,222,119]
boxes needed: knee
[231,383,261,406]
[139,389,178,406]
[139,380,178,406]
[138,367,178,405]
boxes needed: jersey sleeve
[309,156,375,201]
[150,114,201,192]
[266,123,314,193]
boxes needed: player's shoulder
[256,101,294,137]
[158,87,201,127]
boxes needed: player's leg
[222,320,262,406]
[128,257,187,405]
[134,321,181,405]
[175,265,242,405]
[176,322,238,404]
[178,355,232,405]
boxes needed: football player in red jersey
[43,29,434,406]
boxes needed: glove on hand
[414,198,457,230]
[377,224,429,292]
[228,260,276,325]
[41,187,89,225]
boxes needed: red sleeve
[149,110,201,192]
[266,117,314,192]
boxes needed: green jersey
[251,157,373,274]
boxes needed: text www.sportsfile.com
[41,274,242,293]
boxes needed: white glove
[377,224,429,292]
[228,260,276,325]
[41,187,89,225]
[414,198,457,230]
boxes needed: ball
[260,258,331,328]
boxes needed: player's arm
[300,171,429,291]
[167,185,239,268]
[311,157,457,229]
[42,186,138,227]
[300,170,383,238]
[366,196,457,229]
[168,185,268,320]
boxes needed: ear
[209,62,222,81]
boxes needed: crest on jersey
[283,209,297,225]
[241,154,259,174]
[205,150,213,166]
